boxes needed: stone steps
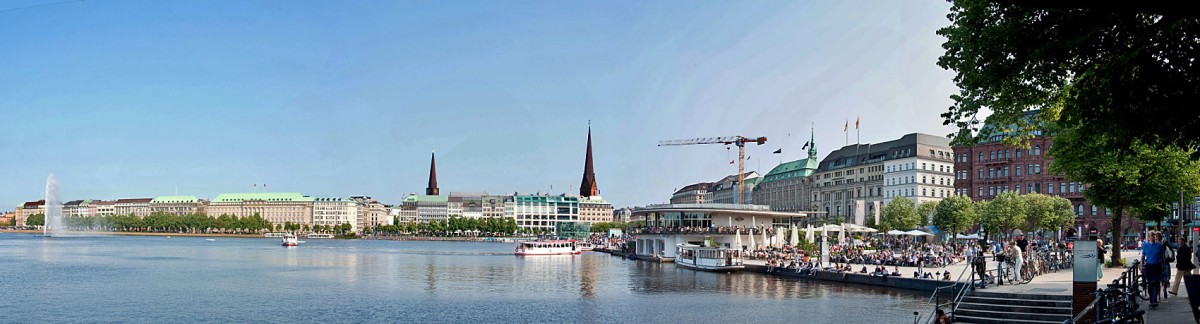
[952,291,1072,324]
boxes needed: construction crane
[658,136,767,204]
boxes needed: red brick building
[952,129,1142,244]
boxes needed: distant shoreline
[0,229,263,238]
[0,229,530,242]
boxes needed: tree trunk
[1110,205,1124,266]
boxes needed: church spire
[579,124,598,197]
[808,123,818,159]
[426,150,439,195]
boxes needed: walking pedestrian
[1096,239,1106,280]
[1171,238,1196,295]
[1142,231,1166,309]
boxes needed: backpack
[1166,246,1175,263]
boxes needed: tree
[26,213,45,226]
[979,191,1026,239]
[880,197,920,232]
[1050,128,1200,264]
[933,195,978,239]
[917,201,939,226]
[937,0,1200,151]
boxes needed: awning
[1184,222,1200,227]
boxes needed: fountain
[44,173,63,237]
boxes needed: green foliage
[937,0,1200,150]
[880,197,920,232]
[369,217,520,237]
[1051,127,1200,263]
[917,201,938,226]
[25,213,45,226]
[979,191,1026,238]
[1105,258,1126,269]
[933,195,977,238]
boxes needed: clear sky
[1,0,958,209]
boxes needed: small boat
[514,240,580,256]
[305,233,334,239]
[674,243,744,272]
[205,238,216,242]
[282,233,300,247]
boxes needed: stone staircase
[952,291,1073,324]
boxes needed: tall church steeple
[426,150,439,196]
[808,124,818,159]
[579,124,598,197]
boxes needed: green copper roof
[211,192,314,203]
[152,195,199,203]
[403,195,448,203]
[759,158,818,184]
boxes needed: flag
[773,149,782,154]
[802,141,809,150]
[855,117,859,129]
[844,120,848,131]
[730,160,735,164]
[746,155,751,160]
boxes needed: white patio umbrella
[762,226,769,248]
[790,224,799,247]
[735,228,743,250]
[776,228,785,248]
[886,230,907,235]
[838,223,846,244]
[806,224,814,243]
[749,227,756,249]
[905,229,931,236]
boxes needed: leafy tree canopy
[938,0,1200,150]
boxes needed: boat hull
[514,250,581,256]
[674,260,744,272]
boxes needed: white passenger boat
[306,233,334,239]
[514,240,580,256]
[577,242,594,251]
[674,243,744,272]
[282,233,300,247]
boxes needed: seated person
[860,266,868,273]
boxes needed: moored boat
[674,243,744,272]
[577,242,594,251]
[282,233,300,247]
[306,233,334,239]
[514,240,580,256]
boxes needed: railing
[922,255,980,324]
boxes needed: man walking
[1170,238,1195,296]
[1142,231,1166,309]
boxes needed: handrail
[921,254,979,324]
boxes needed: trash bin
[1186,274,1200,323]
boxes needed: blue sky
[1,0,957,208]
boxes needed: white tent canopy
[886,230,907,235]
[955,233,981,240]
[905,230,931,236]
[817,224,842,232]
[843,223,877,233]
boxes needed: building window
[1035,146,1042,155]
[1076,204,1083,216]
[1016,150,1022,158]
[1060,182,1066,193]
[1035,164,1041,174]
[1016,166,1021,176]
[1004,149,1009,159]
[978,187,983,197]
[1004,167,1009,177]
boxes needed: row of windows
[887,162,952,174]
[886,187,952,198]
[887,175,952,186]
[958,146,1045,163]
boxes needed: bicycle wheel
[1021,267,1033,284]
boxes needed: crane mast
[658,136,767,204]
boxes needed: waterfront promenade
[740,251,1195,323]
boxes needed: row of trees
[24,212,283,234]
[875,192,1075,240]
[366,216,520,236]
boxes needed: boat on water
[205,238,216,242]
[674,243,744,272]
[577,242,594,251]
[514,240,580,256]
[306,233,334,239]
[281,234,300,247]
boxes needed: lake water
[0,233,928,323]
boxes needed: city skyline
[1,1,958,208]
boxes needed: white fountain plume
[44,173,63,237]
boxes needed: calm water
[0,233,927,323]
